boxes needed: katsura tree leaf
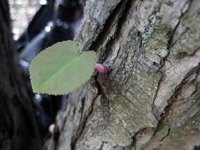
[29,40,96,95]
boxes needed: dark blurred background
[8,0,84,139]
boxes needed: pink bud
[49,124,55,135]
[95,64,108,75]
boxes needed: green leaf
[29,40,96,95]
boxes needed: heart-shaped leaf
[29,40,96,95]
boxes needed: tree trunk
[47,0,200,149]
[0,1,42,150]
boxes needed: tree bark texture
[47,0,200,149]
[0,1,42,150]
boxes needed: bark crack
[155,63,200,130]
[167,0,193,50]
[70,78,101,150]
[90,0,128,52]
[160,127,170,142]
[152,0,194,120]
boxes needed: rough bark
[0,1,42,150]
[47,0,200,149]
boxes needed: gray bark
[47,0,200,149]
